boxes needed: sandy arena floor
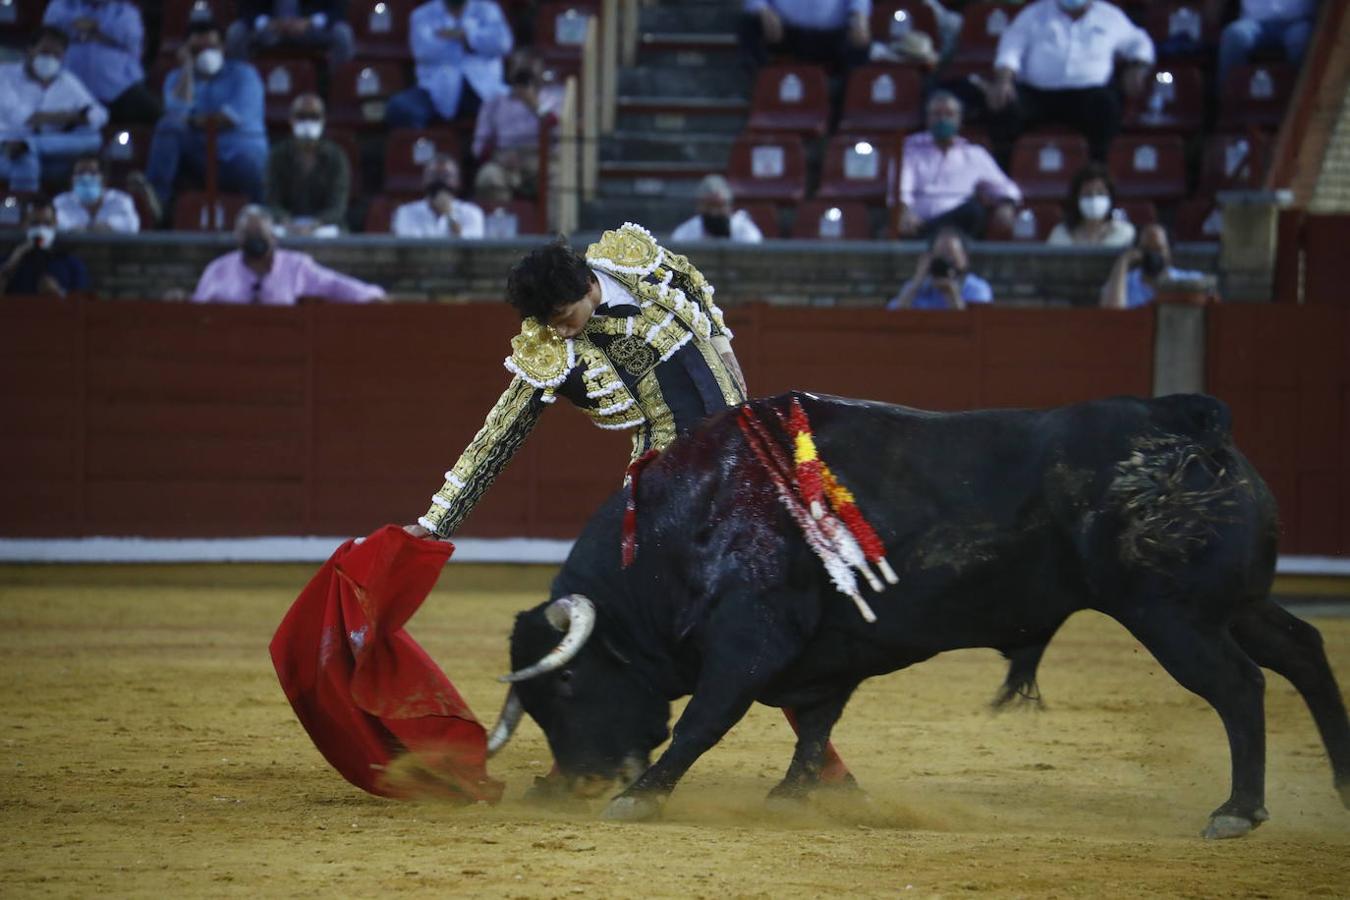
[2,563,1348,898]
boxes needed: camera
[928,256,953,279]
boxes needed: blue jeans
[146,116,266,203]
[0,132,102,192]
[1218,16,1314,86]
[384,83,482,129]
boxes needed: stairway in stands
[581,0,748,234]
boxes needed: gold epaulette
[503,318,576,404]
[586,221,665,282]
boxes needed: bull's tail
[992,641,1049,711]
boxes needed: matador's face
[547,275,603,339]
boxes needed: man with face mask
[192,205,385,304]
[144,20,269,215]
[1,198,91,297]
[670,175,764,243]
[42,0,161,125]
[0,28,108,193]
[391,155,485,238]
[53,154,139,233]
[886,226,993,310]
[1100,223,1208,309]
[265,93,349,237]
[897,90,1020,239]
[982,0,1154,165]
[385,0,514,129]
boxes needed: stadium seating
[790,200,872,241]
[739,202,783,239]
[362,193,418,232]
[101,126,153,178]
[746,65,830,137]
[172,190,248,231]
[1174,196,1223,241]
[1198,132,1271,194]
[1123,66,1204,133]
[837,65,923,136]
[383,128,463,193]
[257,58,319,127]
[351,0,415,61]
[726,133,807,204]
[1010,134,1089,201]
[1108,134,1187,202]
[1140,2,1220,57]
[481,200,545,237]
[535,2,601,64]
[328,61,409,129]
[0,0,39,43]
[870,1,941,48]
[815,135,896,204]
[1219,64,1296,129]
[950,2,1013,69]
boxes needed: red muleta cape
[270,525,502,802]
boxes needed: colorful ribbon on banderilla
[737,396,898,623]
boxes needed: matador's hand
[403,523,433,539]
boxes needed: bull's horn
[499,594,597,684]
[486,688,523,756]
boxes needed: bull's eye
[557,669,575,697]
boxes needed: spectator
[1218,0,1318,87]
[226,1,356,68]
[266,93,349,237]
[42,0,160,125]
[0,198,90,297]
[897,90,1021,239]
[54,155,140,234]
[192,205,385,304]
[0,27,108,193]
[671,175,764,243]
[385,0,514,129]
[886,226,992,310]
[144,20,268,213]
[1100,223,1206,309]
[391,155,485,238]
[739,0,871,73]
[1046,163,1134,247]
[472,53,551,204]
[983,0,1154,164]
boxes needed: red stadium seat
[738,201,782,239]
[383,129,462,192]
[1124,65,1204,133]
[362,193,418,233]
[746,65,830,137]
[1010,134,1089,201]
[161,0,235,52]
[1174,195,1223,241]
[257,58,319,127]
[1219,64,1295,130]
[870,2,941,48]
[328,61,409,129]
[1198,132,1271,194]
[1107,134,1187,202]
[816,135,897,204]
[726,133,807,204]
[172,191,248,232]
[481,200,545,237]
[351,0,415,61]
[791,200,873,241]
[1116,199,1159,227]
[837,65,923,136]
[952,2,1015,67]
[1140,2,1221,54]
[536,2,601,64]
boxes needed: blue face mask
[74,174,103,204]
[930,119,958,142]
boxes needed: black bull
[489,392,1350,837]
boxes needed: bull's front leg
[603,602,803,822]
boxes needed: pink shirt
[191,248,386,304]
[899,132,1022,222]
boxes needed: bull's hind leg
[767,687,859,807]
[1115,606,1268,839]
[1231,601,1350,807]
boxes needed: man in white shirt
[671,175,765,243]
[982,0,1154,164]
[54,155,140,233]
[385,0,513,128]
[0,27,108,193]
[1218,0,1319,86]
[391,154,486,239]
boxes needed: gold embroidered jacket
[418,222,746,537]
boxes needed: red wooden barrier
[4,300,1156,541]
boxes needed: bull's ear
[600,633,632,667]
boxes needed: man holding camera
[1099,223,1205,309]
[886,227,992,310]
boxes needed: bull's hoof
[601,793,662,822]
[1202,813,1261,840]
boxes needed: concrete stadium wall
[2,298,1344,554]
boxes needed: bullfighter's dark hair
[505,236,594,322]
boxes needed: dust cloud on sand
[1,564,1347,898]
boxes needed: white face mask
[28,226,57,249]
[1078,194,1111,222]
[31,54,62,81]
[292,120,324,141]
[195,48,224,77]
